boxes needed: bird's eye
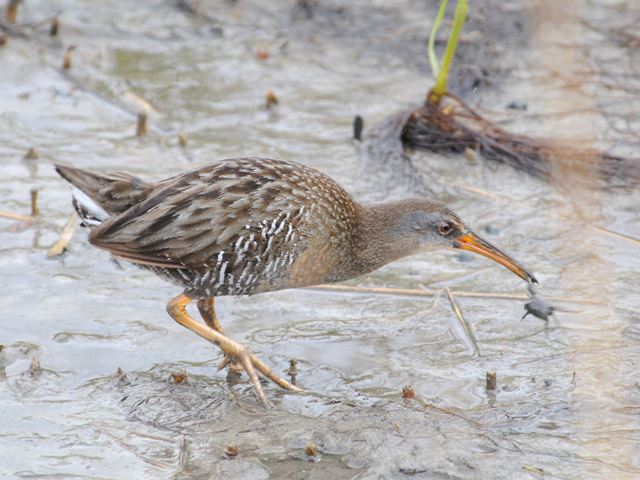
[439,222,453,235]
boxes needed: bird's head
[391,200,537,284]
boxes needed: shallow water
[1,1,639,479]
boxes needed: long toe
[236,349,271,407]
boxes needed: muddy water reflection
[1,0,639,478]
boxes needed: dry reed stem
[177,437,188,469]
[0,16,28,37]
[47,212,78,257]
[30,189,39,216]
[486,371,497,391]
[307,284,602,306]
[56,67,164,129]
[265,89,278,108]
[62,45,75,69]
[5,0,19,23]
[0,210,32,222]
[590,225,640,247]
[449,181,512,201]
[1,16,175,140]
[123,90,157,115]
[49,16,58,36]
[24,147,38,159]
[176,0,220,24]
[445,287,481,356]
[414,397,482,428]
[136,112,148,136]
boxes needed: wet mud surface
[1,1,639,478]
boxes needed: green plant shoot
[428,0,468,105]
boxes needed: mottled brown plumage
[55,157,535,406]
[87,157,363,296]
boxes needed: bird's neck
[337,202,421,280]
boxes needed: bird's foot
[218,342,303,407]
[169,294,303,406]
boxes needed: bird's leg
[168,294,302,406]
[196,297,223,331]
[193,296,301,391]
[196,298,243,374]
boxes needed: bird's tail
[55,164,152,227]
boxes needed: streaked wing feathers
[89,158,326,269]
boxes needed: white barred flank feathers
[187,208,308,295]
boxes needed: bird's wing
[88,158,329,269]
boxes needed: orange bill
[454,232,537,284]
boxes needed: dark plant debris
[287,358,298,386]
[304,441,318,458]
[28,357,42,378]
[400,93,639,188]
[402,385,415,400]
[62,45,75,69]
[5,0,19,23]
[265,89,278,108]
[136,112,148,137]
[353,115,364,141]
[30,189,39,216]
[49,16,58,37]
[170,372,188,384]
[23,147,38,160]
[486,372,497,391]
